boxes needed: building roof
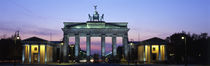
[23,37,48,41]
[22,36,48,44]
[141,37,167,45]
[128,41,141,45]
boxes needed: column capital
[64,34,69,38]
[101,34,106,37]
[75,33,79,36]
[86,34,91,37]
[63,31,69,35]
[112,34,117,37]
[123,35,128,37]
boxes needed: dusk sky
[0,0,209,54]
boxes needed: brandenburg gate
[61,6,129,62]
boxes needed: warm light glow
[145,45,150,62]
[47,46,53,63]
[130,43,134,45]
[169,53,174,56]
[152,45,159,60]
[61,43,64,45]
[17,36,20,39]
[70,45,74,47]
[138,45,144,61]
[143,45,166,62]
[181,36,185,39]
[24,45,29,63]
[30,45,38,64]
[31,45,38,53]
[160,45,165,60]
[79,60,87,63]
[40,45,45,64]
[90,59,94,62]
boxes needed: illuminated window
[153,47,155,51]
[34,47,37,51]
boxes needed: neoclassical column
[101,35,106,58]
[112,35,117,57]
[45,44,47,64]
[59,43,62,63]
[122,34,128,60]
[63,34,69,62]
[29,44,31,64]
[86,34,91,62]
[38,45,40,63]
[75,34,80,60]
[143,45,145,62]
[22,45,25,64]
[164,45,167,61]
[150,45,152,62]
[158,45,161,61]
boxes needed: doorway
[33,53,38,64]
[152,53,157,61]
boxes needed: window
[153,47,155,51]
[34,47,37,51]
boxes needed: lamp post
[181,36,187,66]
[14,31,20,66]
[59,42,63,64]
[129,43,134,64]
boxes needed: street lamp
[59,42,64,63]
[16,35,20,40]
[181,36,185,40]
[14,31,20,66]
[61,42,64,46]
[181,36,187,66]
[129,43,134,63]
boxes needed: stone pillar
[38,45,40,63]
[123,34,128,60]
[159,45,161,61]
[143,45,145,62]
[101,35,105,60]
[165,45,167,61]
[45,45,47,64]
[150,45,152,63]
[112,35,117,57]
[63,34,69,62]
[29,44,31,64]
[22,45,25,64]
[112,35,117,62]
[86,34,91,62]
[75,34,80,62]
[44,44,47,64]
[59,44,62,63]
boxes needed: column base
[62,55,69,63]
[86,56,90,63]
[75,56,80,63]
[101,56,105,62]
[111,56,117,63]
